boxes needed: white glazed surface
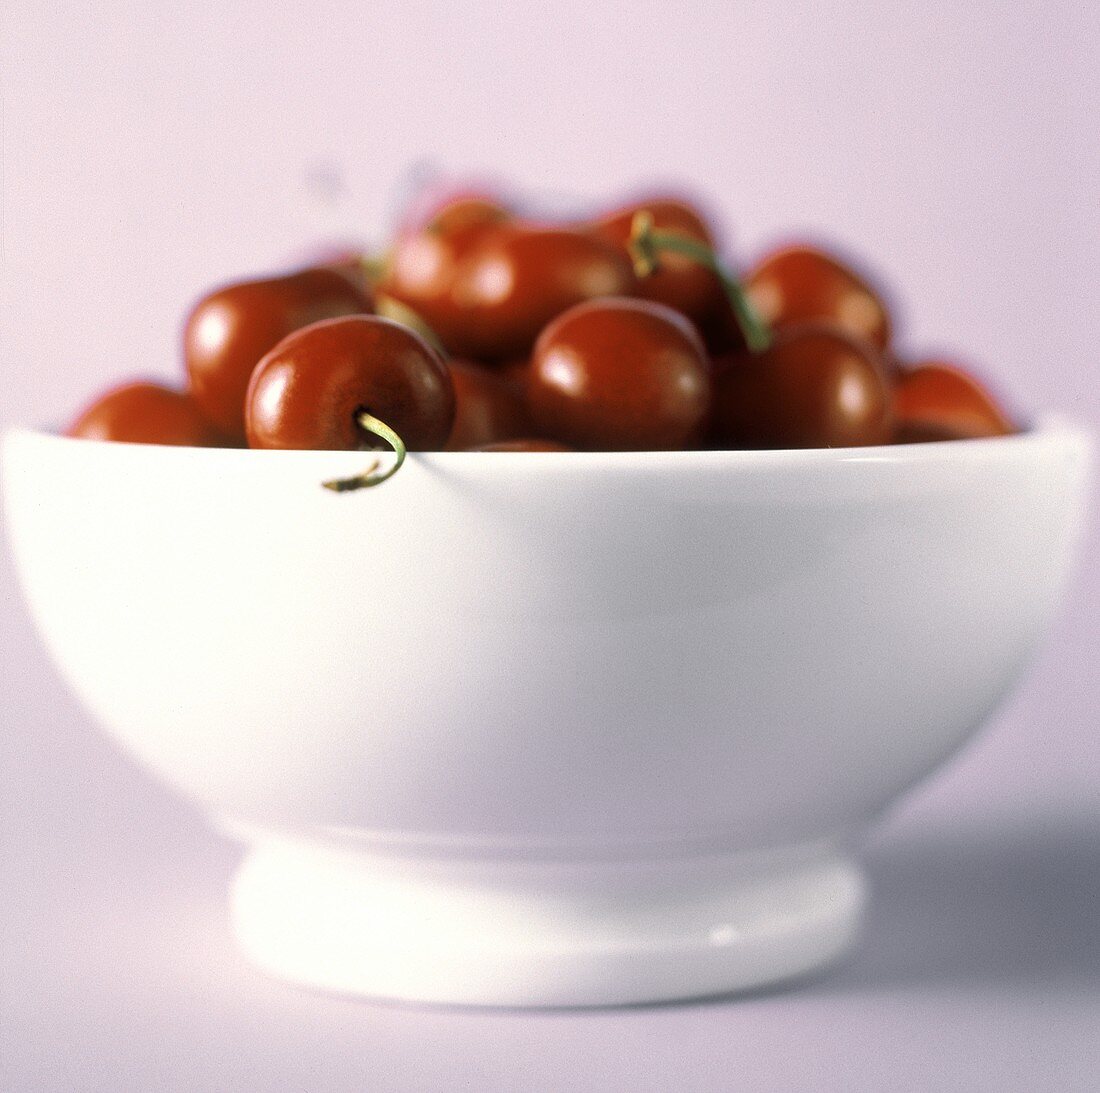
[1,423,1090,1004]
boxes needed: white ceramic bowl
[1,422,1091,1006]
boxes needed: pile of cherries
[67,185,1017,488]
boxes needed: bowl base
[229,834,866,1007]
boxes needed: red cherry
[65,380,235,446]
[712,323,892,449]
[184,267,372,442]
[496,356,534,400]
[245,316,454,452]
[448,226,636,360]
[590,197,725,326]
[444,359,532,451]
[893,361,1016,442]
[469,439,573,451]
[528,297,710,450]
[746,246,892,351]
[379,197,512,351]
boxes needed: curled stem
[628,210,772,353]
[322,411,407,492]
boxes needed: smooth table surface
[2,544,1098,1093]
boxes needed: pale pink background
[2,2,1098,1090]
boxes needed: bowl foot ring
[230,837,866,1007]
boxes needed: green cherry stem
[360,250,391,286]
[628,210,773,353]
[322,411,407,492]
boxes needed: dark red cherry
[449,226,637,360]
[893,361,1015,442]
[379,197,513,351]
[746,246,892,351]
[528,297,710,450]
[444,359,532,451]
[184,267,372,441]
[712,323,892,448]
[65,381,234,446]
[494,357,534,401]
[590,197,725,326]
[469,439,573,451]
[245,316,454,451]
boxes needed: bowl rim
[5,415,1089,460]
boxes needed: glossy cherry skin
[892,361,1016,442]
[712,324,892,449]
[444,359,532,451]
[379,197,512,352]
[590,197,725,327]
[449,226,637,360]
[469,439,573,451]
[528,297,711,451]
[245,316,454,451]
[65,380,235,446]
[746,246,892,351]
[184,267,372,442]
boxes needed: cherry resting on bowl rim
[712,323,894,450]
[64,178,1022,461]
[65,380,236,447]
[892,360,1016,442]
[245,316,455,465]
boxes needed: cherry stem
[360,251,390,285]
[628,211,772,353]
[322,411,407,492]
